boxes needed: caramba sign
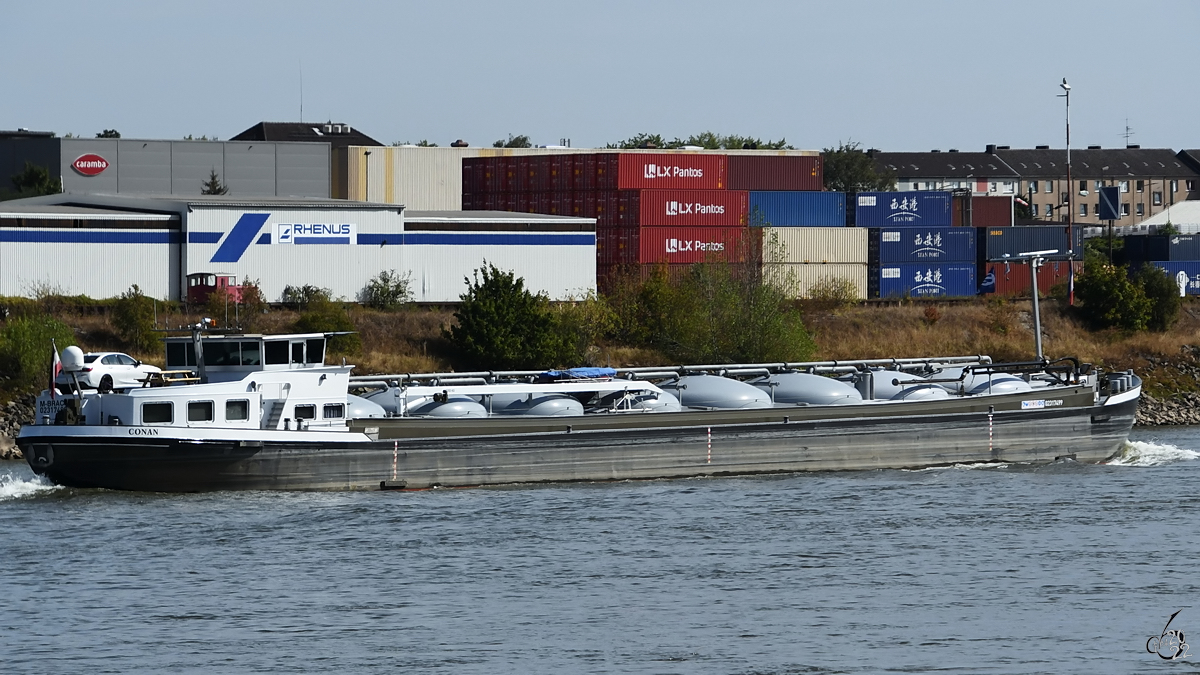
[72,154,110,176]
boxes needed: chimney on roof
[986,144,997,154]
[451,139,469,147]
[1127,144,1140,149]
[866,148,878,157]
[1088,145,1101,150]
[997,145,1010,150]
[948,149,958,153]
[931,149,941,153]
[1035,145,1050,150]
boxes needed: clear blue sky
[5,0,1197,152]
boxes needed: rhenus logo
[275,222,354,244]
[665,238,726,253]
[665,201,726,216]
[643,163,705,180]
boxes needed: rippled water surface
[2,428,1199,674]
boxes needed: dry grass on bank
[806,298,1200,396]
[27,296,1200,399]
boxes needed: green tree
[1075,262,1150,331]
[443,264,569,369]
[5,161,61,200]
[822,140,896,193]
[392,139,438,147]
[112,284,161,353]
[0,316,76,392]
[96,129,121,138]
[293,299,360,355]
[237,278,268,333]
[606,133,668,149]
[200,168,229,195]
[1137,264,1183,332]
[281,284,331,310]
[1014,198,1032,220]
[493,134,532,148]
[359,270,413,310]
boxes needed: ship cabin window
[142,402,173,424]
[265,340,289,365]
[187,401,214,422]
[291,342,305,365]
[294,404,316,420]
[306,339,325,364]
[323,403,344,419]
[203,342,241,366]
[240,342,261,366]
[226,399,250,422]
[166,342,197,368]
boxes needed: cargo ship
[18,329,1140,492]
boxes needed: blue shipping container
[869,227,975,263]
[1148,262,1200,295]
[749,191,846,227]
[1124,234,1200,262]
[870,263,977,298]
[977,226,1082,261]
[853,191,952,227]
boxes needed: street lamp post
[1059,78,1071,229]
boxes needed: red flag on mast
[50,341,62,400]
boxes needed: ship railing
[347,355,996,387]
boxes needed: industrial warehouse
[2,124,1200,302]
[0,194,596,303]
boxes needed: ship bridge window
[294,404,316,420]
[226,399,249,421]
[240,341,261,366]
[142,402,173,424]
[291,342,305,365]
[306,339,325,364]
[265,341,289,365]
[187,401,214,422]
[323,403,344,419]
[203,342,241,366]
[167,342,197,368]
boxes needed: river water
[2,428,1199,674]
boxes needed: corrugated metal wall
[766,263,868,299]
[763,227,866,264]
[184,206,595,303]
[56,139,330,197]
[0,228,179,299]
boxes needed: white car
[57,352,162,393]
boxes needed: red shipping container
[548,155,573,191]
[595,154,620,191]
[595,191,620,224]
[983,260,1080,297]
[572,191,597,218]
[476,157,501,193]
[574,155,598,191]
[462,160,477,194]
[638,227,760,264]
[497,192,521,212]
[617,153,727,190]
[952,195,1014,227]
[727,155,822,191]
[462,193,477,210]
[637,189,749,227]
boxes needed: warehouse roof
[0,203,178,220]
[231,122,383,149]
[1137,201,1200,227]
[6,194,404,213]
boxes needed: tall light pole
[1059,79,1071,229]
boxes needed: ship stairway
[264,401,284,430]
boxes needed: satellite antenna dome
[62,345,85,372]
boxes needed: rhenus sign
[275,223,356,245]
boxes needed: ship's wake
[0,469,61,501]
[1106,440,1200,467]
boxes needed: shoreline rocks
[1,396,35,460]
[1135,392,1200,426]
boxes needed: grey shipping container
[977,226,1082,263]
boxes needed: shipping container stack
[462,152,829,291]
[1122,233,1200,295]
[976,225,1083,297]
